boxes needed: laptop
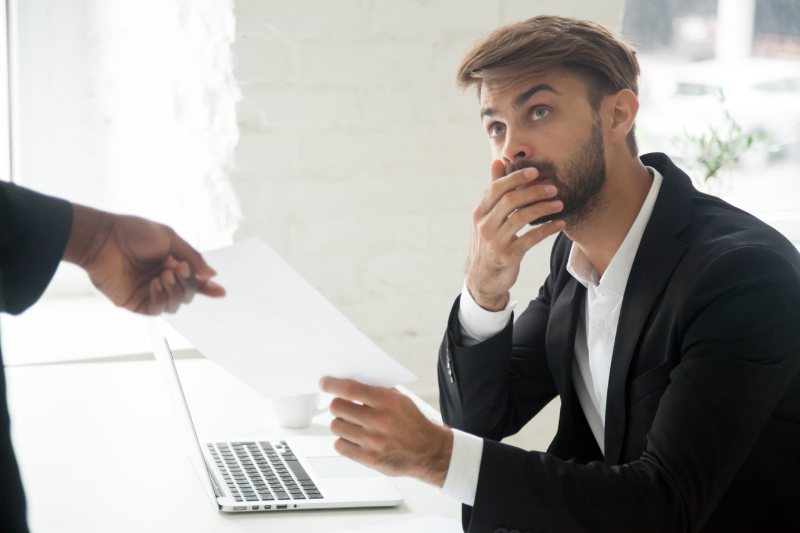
[151,331,403,513]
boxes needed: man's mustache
[505,159,557,180]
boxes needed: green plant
[673,90,765,182]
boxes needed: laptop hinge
[205,459,226,498]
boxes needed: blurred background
[2,0,799,451]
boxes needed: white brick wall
[231,0,624,404]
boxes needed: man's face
[479,69,607,227]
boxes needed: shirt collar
[566,166,664,293]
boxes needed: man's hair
[457,15,640,155]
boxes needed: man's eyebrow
[513,83,561,108]
[480,83,561,119]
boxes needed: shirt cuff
[457,280,515,346]
[441,429,484,506]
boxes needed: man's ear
[605,88,638,145]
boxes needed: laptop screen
[150,321,220,507]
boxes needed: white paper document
[164,238,415,398]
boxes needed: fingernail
[525,168,537,178]
[544,185,557,194]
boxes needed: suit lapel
[546,276,585,402]
[604,154,693,464]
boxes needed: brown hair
[457,15,640,155]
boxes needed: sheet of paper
[164,238,416,398]
[328,516,462,533]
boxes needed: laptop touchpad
[307,456,381,479]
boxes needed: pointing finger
[320,377,386,407]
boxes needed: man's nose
[501,130,532,164]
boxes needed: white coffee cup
[270,392,327,428]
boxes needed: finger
[197,279,226,298]
[490,159,506,182]
[173,261,198,304]
[319,377,385,407]
[329,397,376,426]
[158,257,194,305]
[330,417,371,447]
[513,220,566,255]
[476,167,539,217]
[333,437,371,466]
[481,182,559,236]
[496,199,563,243]
[164,255,180,270]
[176,260,191,279]
[169,252,225,299]
[167,230,217,282]
[160,269,182,313]
[147,277,168,316]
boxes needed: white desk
[6,356,461,532]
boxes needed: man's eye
[530,107,550,121]
[488,123,506,137]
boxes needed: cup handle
[316,395,331,417]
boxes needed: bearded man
[321,15,800,532]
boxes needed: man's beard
[506,118,606,229]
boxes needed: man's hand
[64,204,225,315]
[320,377,454,487]
[465,160,564,311]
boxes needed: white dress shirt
[442,167,663,506]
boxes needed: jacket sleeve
[0,181,73,314]
[437,283,559,441]
[465,245,800,532]
[437,239,564,533]
[438,234,567,440]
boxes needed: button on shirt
[442,167,663,506]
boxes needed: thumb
[490,159,506,182]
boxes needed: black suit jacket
[0,182,73,533]
[438,153,800,532]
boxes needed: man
[1,181,224,532]
[321,15,800,532]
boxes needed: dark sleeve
[437,282,559,441]
[0,181,73,314]
[466,246,800,532]
[437,262,561,533]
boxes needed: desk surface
[7,357,461,532]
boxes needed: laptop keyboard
[207,441,323,503]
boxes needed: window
[0,1,9,180]
[623,0,800,245]
[2,0,240,364]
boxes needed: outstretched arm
[64,203,225,315]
